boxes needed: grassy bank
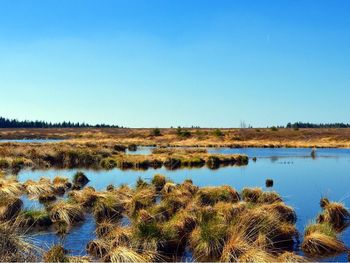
[2,127,350,148]
[0,142,248,172]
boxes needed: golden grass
[93,193,125,222]
[49,201,85,225]
[23,179,54,197]
[0,218,38,262]
[105,246,152,263]
[43,244,68,262]
[0,178,23,197]
[302,223,346,256]
[0,175,316,261]
[317,201,350,230]
[3,127,350,148]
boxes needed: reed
[43,245,68,263]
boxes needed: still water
[17,148,350,261]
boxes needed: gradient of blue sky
[0,0,349,127]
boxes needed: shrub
[176,127,191,138]
[213,129,224,137]
[150,128,161,137]
[270,126,278,131]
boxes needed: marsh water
[16,148,350,261]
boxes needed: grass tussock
[0,218,38,262]
[0,196,23,221]
[24,179,54,197]
[302,222,347,256]
[49,201,85,225]
[0,175,313,261]
[43,244,68,263]
[317,200,350,230]
[93,193,125,223]
[197,185,240,206]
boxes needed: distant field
[1,127,350,148]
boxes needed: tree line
[286,122,350,128]
[0,117,122,128]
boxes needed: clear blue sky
[0,0,349,127]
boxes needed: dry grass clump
[197,185,240,206]
[302,222,347,256]
[236,248,276,263]
[93,193,125,223]
[49,201,85,225]
[241,187,263,202]
[160,186,194,215]
[260,202,297,224]
[189,207,228,260]
[277,251,308,262]
[68,187,99,208]
[151,174,167,192]
[0,196,23,221]
[23,179,54,197]
[19,209,52,229]
[128,187,156,216]
[43,244,68,262]
[241,187,282,204]
[0,218,38,262]
[105,246,155,263]
[0,178,23,196]
[317,200,350,230]
[86,239,110,258]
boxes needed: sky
[0,0,350,128]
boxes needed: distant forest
[286,122,350,128]
[0,117,121,128]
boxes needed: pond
[16,148,350,262]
